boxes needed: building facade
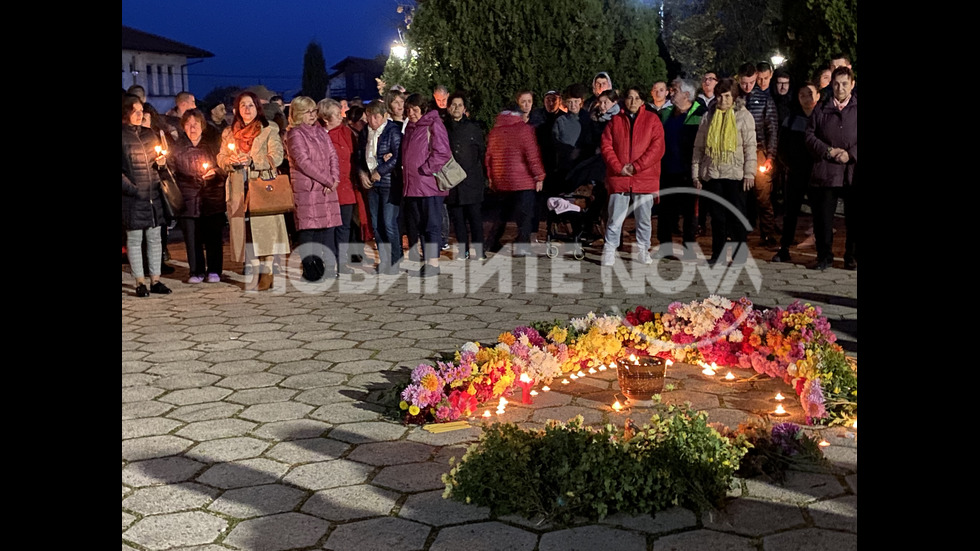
[122,26,214,113]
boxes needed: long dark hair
[231,91,269,128]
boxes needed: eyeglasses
[703,77,718,82]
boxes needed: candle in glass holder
[612,400,623,412]
[773,404,788,416]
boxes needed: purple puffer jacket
[286,123,341,230]
[401,109,452,198]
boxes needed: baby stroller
[544,183,597,260]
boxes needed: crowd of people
[121,54,857,296]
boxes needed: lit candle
[228,143,236,151]
[598,364,607,371]
[701,363,716,376]
[541,386,550,392]
[576,370,585,377]
[818,440,830,447]
[852,419,857,429]
[519,373,532,384]
[610,362,617,368]
[154,145,162,155]
[773,404,788,415]
[665,359,673,366]
[202,162,210,170]
[570,374,578,380]
[723,372,736,381]
[588,367,597,374]
[612,400,623,412]
[759,165,768,173]
[482,410,491,418]
[518,374,534,404]
[561,379,570,385]
[774,392,785,401]
[628,354,637,362]
[530,390,538,396]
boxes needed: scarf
[705,107,737,165]
[232,119,263,153]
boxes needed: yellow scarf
[706,107,737,165]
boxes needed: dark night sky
[122,0,407,99]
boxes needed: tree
[200,85,243,112]
[300,41,329,101]
[781,0,858,83]
[381,0,666,129]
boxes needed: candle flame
[498,397,508,407]
[570,374,578,380]
[610,362,617,368]
[598,364,607,371]
[154,145,162,154]
[530,390,538,396]
[228,143,235,151]
[541,386,550,392]
[519,373,532,384]
[852,419,857,429]
[576,370,585,377]
[759,165,768,173]
[774,393,785,401]
[588,367,597,374]
[818,440,830,447]
[665,359,673,366]
[628,354,637,362]
[482,410,491,418]
[561,379,570,385]
[702,366,716,376]
[202,162,209,169]
[724,372,736,381]
[774,404,787,415]
[612,400,623,411]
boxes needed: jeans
[367,186,403,268]
[404,196,445,262]
[127,226,162,280]
[603,192,653,250]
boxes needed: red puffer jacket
[327,124,357,206]
[286,123,341,230]
[601,108,665,194]
[485,112,545,192]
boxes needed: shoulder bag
[156,131,184,218]
[426,128,467,191]
[247,156,295,216]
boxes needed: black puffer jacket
[122,123,165,230]
[445,116,486,206]
[172,135,225,218]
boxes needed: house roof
[122,26,214,58]
[328,56,385,73]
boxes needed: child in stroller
[544,183,599,259]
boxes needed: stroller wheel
[573,246,586,260]
[546,243,560,259]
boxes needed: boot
[257,272,274,291]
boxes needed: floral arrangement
[719,421,835,481]
[396,295,857,426]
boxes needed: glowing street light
[770,53,786,67]
[391,43,407,59]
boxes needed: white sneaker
[637,251,653,265]
[601,245,616,266]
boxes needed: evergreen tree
[301,41,329,101]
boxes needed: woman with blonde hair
[285,96,341,280]
[217,90,289,291]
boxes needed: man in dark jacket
[772,83,819,265]
[656,78,705,260]
[739,62,780,247]
[805,67,857,270]
[357,101,404,274]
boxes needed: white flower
[461,342,480,354]
[495,342,511,353]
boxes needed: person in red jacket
[319,98,359,274]
[600,86,666,266]
[485,110,546,256]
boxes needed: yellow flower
[498,332,516,346]
[421,372,441,392]
[408,405,420,416]
[399,400,409,410]
[547,326,568,344]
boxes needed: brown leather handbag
[246,158,294,216]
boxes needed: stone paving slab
[123,234,857,550]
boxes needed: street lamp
[770,53,786,68]
[392,43,407,59]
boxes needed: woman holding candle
[122,94,172,296]
[285,96,342,281]
[217,91,289,291]
[172,109,226,283]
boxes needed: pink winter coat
[401,109,452,198]
[286,123,341,230]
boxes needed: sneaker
[441,243,450,251]
[601,246,616,267]
[150,281,172,294]
[187,275,205,284]
[135,283,150,298]
[206,273,221,283]
[637,251,653,265]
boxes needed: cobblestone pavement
[122,223,857,551]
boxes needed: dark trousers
[449,202,484,255]
[404,196,445,263]
[778,171,809,251]
[179,214,225,276]
[702,179,748,261]
[487,189,535,251]
[810,186,857,263]
[338,204,354,265]
[656,173,697,245]
[296,227,338,281]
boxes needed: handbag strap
[257,155,280,180]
